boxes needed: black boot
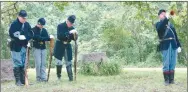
[13,67,24,86]
[169,70,175,84]
[66,65,73,81]
[20,66,25,85]
[56,65,62,80]
[163,71,170,86]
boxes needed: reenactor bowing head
[18,10,27,24]
[66,15,76,28]
[37,18,46,29]
[158,9,166,20]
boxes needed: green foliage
[1,2,187,67]
[79,61,122,76]
[54,2,69,11]
[99,61,121,75]
[79,62,98,75]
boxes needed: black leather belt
[159,37,174,42]
[57,39,69,44]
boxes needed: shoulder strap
[40,28,43,35]
[167,23,178,46]
[21,23,25,31]
[161,22,170,39]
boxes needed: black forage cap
[68,15,76,24]
[18,10,27,18]
[38,18,46,25]
[158,9,166,16]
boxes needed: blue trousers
[11,47,26,68]
[161,44,177,72]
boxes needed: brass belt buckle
[39,42,43,45]
[63,41,68,44]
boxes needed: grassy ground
[1,68,187,92]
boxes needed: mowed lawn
[1,68,187,92]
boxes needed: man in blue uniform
[53,15,78,81]
[155,9,181,86]
[9,10,33,86]
[32,18,54,82]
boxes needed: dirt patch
[1,59,14,82]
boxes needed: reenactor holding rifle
[9,10,33,86]
[32,18,54,82]
[53,15,78,81]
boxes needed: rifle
[24,41,31,86]
[47,37,54,82]
[24,30,34,86]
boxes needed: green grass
[1,68,187,92]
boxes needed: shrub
[79,61,121,76]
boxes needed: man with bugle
[155,9,182,86]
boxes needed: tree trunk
[0,2,2,60]
[187,1,188,89]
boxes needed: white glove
[165,13,171,19]
[27,42,31,47]
[69,29,78,34]
[177,47,181,53]
[7,38,11,42]
[19,35,26,40]
[7,38,11,45]
[13,31,20,38]
[50,35,54,39]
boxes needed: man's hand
[69,29,78,34]
[177,47,181,53]
[19,35,26,40]
[13,31,20,38]
[7,38,11,42]
[27,42,31,47]
[165,12,173,19]
[50,35,54,39]
[7,38,11,47]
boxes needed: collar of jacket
[35,25,40,30]
[35,25,44,31]
[64,21,68,28]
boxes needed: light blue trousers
[11,47,26,68]
[33,48,47,81]
[161,44,177,72]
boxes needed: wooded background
[0,2,187,67]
